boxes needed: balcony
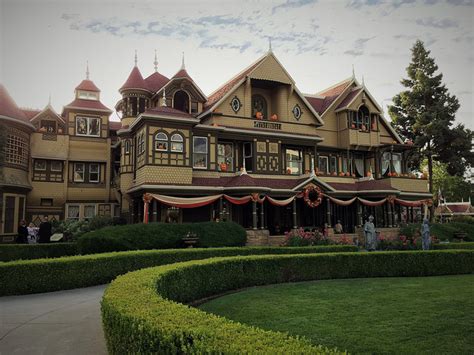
[338,128,380,149]
[382,176,430,193]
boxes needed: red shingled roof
[307,79,353,115]
[172,68,192,80]
[109,121,122,130]
[304,96,326,115]
[65,98,112,112]
[144,106,193,118]
[144,72,169,92]
[120,66,149,92]
[204,56,267,111]
[327,180,397,192]
[75,79,100,92]
[192,175,307,189]
[335,88,362,110]
[21,108,41,120]
[0,84,29,123]
[447,204,471,213]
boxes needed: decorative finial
[161,88,167,107]
[352,64,355,79]
[181,52,185,70]
[362,75,365,87]
[134,50,138,67]
[48,93,52,106]
[240,166,248,175]
[86,61,90,80]
[268,37,272,52]
[154,50,158,72]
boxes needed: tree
[422,159,471,204]
[389,40,474,192]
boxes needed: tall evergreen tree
[389,40,473,194]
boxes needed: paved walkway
[0,285,107,355]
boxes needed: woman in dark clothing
[17,220,28,243]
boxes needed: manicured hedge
[0,243,78,262]
[0,245,357,296]
[102,250,474,354]
[77,221,247,254]
[434,242,474,250]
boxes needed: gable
[249,54,293,85]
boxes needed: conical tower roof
[120,66,149,92]
[0,84,29,123]
[145,72,169,92]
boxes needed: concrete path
[0,285,107,355]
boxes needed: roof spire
[181,52,185,70]
[154,49,158,72]
[352,64,355,79]
[86,60,90,80]
[362,75,365,87]
[161,88,167,107]
[134,50,138,67]
[268,37,272,53]
[48,92,51,106]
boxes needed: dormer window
[77,90,99,101]
[40,120,56,133]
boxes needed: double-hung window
[74,163,85,182]
[89,164,100,182]
[285,148,302,175]
[193,137,208,169]
[76,116,101,137]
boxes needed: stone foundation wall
[246,229,270,246]
[268,236,286,247]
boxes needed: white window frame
[285,148,302,175]
[243,142,253,172]
[155,132,168,152]
[218,142,234,172]
[124,140,130,154]
[76,116,101,137]
[193,136,208,169]
[73,163,85,182]
[170,133,184,153]
[89,163,100,183]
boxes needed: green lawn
[199,275,474,354]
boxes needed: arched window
[173,90,190,113]
[155,132,168,151]
[358,105,370,131]
[170,133,184,152]
[252,94,267,119]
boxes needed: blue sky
[1,0,473,128]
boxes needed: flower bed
[102,250,474,354]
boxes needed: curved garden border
[0,245,356,296]
[102,250,474,354]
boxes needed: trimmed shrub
[0,245,356,296]
[77,221,247,254]
[102,250,474,354]
[434,242,474,250]
[0,243,78,262]
[400,222,474,241]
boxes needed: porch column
[260,202,265,229]
[326,198,331,226]
[357,200,363,227]
[152,200,158,222]
[252,200,257,230]
[391,202,397,227]
[387,201,393,227]
[219,197,223,220]
[292,198,297,229]
[137,199,142,223]
[374,149,379,179]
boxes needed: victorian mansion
[0,50,432,242]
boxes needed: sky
[1,0,473,128]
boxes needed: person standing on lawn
[421,218,431,250]
[38,216,52,243]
